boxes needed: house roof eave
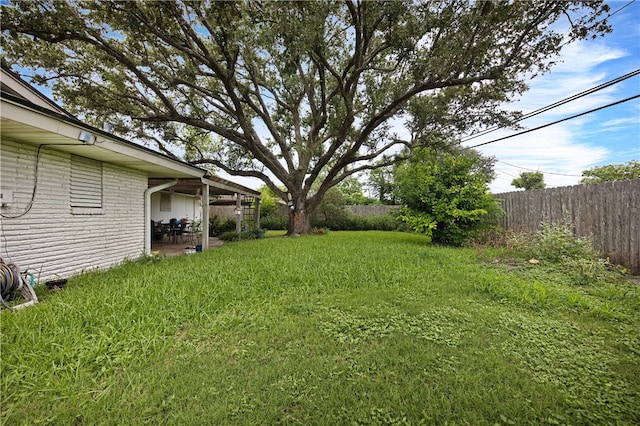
[1,86,261,197]
[1,93,204,179]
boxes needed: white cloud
[467,32,637,193]
[475,123,610,193]
[601,116,640,127]
[497,35,633,125]
[548,41,627,74]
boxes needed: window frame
[70,155,104,215]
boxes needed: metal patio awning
[147,177,260,199]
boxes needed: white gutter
[144,180,178,255]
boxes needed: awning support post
[235,193,242,234]
[255,198,261,229]
[201,182,209,250]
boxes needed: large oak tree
[1,1,611,234]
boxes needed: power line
[466,94,640,149]
[461,1,640,143]
[497,160,583,177]
[555,1,636,49]
[460,0,639,143]
[609,0,636,18]
[495,169,518,178]
[461,68,640,142]
[473,2,638,179]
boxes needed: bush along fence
[347,205,401,216]
[494,179,640,275]
[260,205,405,232]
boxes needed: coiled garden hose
[0,261,23,311]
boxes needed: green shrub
[311,215,348,230]
[529,221,598,263]
[506,220,613,286]
[219,228,266,242]
[251,228,266,239]
[311,212,406,232]
[219,230,240,241]
[209,216,221,236]
[259,209,415,233]
[220,219,237,232]
[563,256,610,286]
[208,217,238,236]
[394,147,501,246]
[260,214,287,230]
[260,209,405,233]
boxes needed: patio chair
[151,220,164,245]
[168,218,187,243]
[183,220,200,245]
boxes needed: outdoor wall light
[78,131,92,143]
[234,207,242,215]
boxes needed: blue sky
[464,0,640,193]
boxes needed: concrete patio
[151,237,225,257]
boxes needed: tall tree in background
[1,1,611,234]
[511,171,546,190]
[581,160,640,184]
[369,165,397,205]
[337,177,372,206]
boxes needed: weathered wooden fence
[209,205,237,221]
[495,179,640,274]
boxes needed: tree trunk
[287,204,313,235]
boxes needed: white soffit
[1,99,203,179]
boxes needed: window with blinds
[160,192,172,212]
[70,155,103,208]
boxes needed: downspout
[144,179,178,255]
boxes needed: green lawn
[2,231,639,425]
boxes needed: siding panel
[1,140,146,282]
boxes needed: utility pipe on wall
[144,180,178,255]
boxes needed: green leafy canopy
[581,160,640,184]
[511,171,546,190]
[394,146,500,245]
[1,0,612,233]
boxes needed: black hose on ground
[0,260,23,311]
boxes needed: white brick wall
[1,140,147,282]
[150,191,201,224]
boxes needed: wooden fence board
[495,179,640,274]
